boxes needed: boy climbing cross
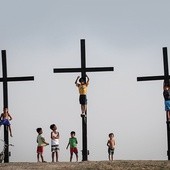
[0,108,13,137]
[163,83,170,121]
[75,75,89,116]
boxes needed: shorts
[108,148,114,155]
[79,95,87,105]
[165,100,170,111]
[51,145,59,152]
[70,147,78,154]
[0,119,10,126]
[37,146,43,154]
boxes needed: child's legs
[51,152,55,162]
[75,153,78,161]
[108,154,111,161]
[40,153,44,162]
[81,105,85,113]
[8,125,12,137]
[111,154,114,160]
[70,153,73,162]
[81,104,87,113]
[37,153,40,162]
[168,111,170,120]
[73,148,78,161]
[55,151,59,162]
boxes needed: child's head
[79,77,85,84]
[36,128,42,134]
[3,108,8,112]
[50,124,57,131]
[164,84,169,90]
[70,131,76,137]
[109,133,114,138]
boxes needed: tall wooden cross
[137,47,170,160]
[53,39,114,161]
[0,50,34,163]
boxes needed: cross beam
[0,50,34,163]
[53,39,114,161]
[137,47,170,160]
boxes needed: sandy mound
[0,160,170,170]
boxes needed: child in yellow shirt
[75,75,89,116]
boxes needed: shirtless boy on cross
[0,108,13,137]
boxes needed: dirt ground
[0,161,170,170]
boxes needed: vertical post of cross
[163,47,170,160]
[2,50,9,162]
[80,39,88,161]
[163,48,169,86]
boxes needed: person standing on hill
[66,131,78,162]
[50,124,60,162]
[107,133,116,161]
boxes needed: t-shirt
[163,89,170,100]
[78,83,89,95]
[37,134,45,146]
[69,137,77,148]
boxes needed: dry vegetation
[0,161,170,170]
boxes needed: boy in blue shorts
[0,108,13,137]
[163,83,170,121]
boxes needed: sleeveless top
[51,131,59,145]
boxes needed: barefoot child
[50,124,60,162]
[66,131,78,162]
[36,127,49,162]
[0,108,13,137]
[75,75,89,116]
[107,133,116,161]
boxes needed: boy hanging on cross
[0,108,13,137]
[163,82,170,121]
[75,75,89,116]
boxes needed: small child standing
[36,127,49,162]
[107,133,116,161]
[50,124,60,162]
[0,108,13,137]
[66,131,78,162]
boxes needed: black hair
[36,128,42,133]
[50,124,56,130]
[79,77,85,83]
[71,131,75,135]
[109,133,114,137]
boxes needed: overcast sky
[0,0,170,162]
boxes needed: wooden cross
[0,50,34,162]
[137,47,170,160]
[53,39,114,161]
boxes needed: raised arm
[86,75,90,84]
[75,76,80,86]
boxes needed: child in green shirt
[66,131,78,162]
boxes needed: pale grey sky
[0,0,170,162]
